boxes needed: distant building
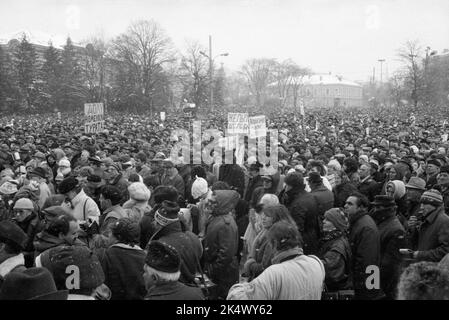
[301,74,363,108]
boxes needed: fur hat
[58,176,79,194]
[145,241,181,274]
[0,220,28,250]
[284,172,304,189]
[128,182,151,201]
[372,195,396,208]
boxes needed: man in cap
[403,177,427,227]
[370,195,405,299]
[423,159,441,190]
[405,189,449,262]
[104,162,129,205]
[58,176,100,242]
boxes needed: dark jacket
[318,230,352,292]
[279,187,320,255]
[310,183,334,219]
[151,221,203,285]
[250,173,280,208]
[349,208,383,300]
[408,206,449,262]
[139,203,160,249]
[370,207,406,299]
[16,214,44,267]
[145,281,204,300]
[204,212,239,299]
[107,174,129,205]
[358,177,380,202]
[100,244,147,300]
[244,175,264,203]
[218,164,245,198]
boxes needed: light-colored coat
[61,189,100,223]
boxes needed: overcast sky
[1,0,448,82]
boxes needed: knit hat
[0,267,68,300]
[372,195,396,208]
[191,177,208,200]
[58,159,71,168]
[13,198,34,210]
[324,208,348,232]
[0,220,28,250]
[405,177,426,191]
[128,182,151,201]
[58,176,79,194]
[427,159,441,168]
[39,245,105,292]
[154,200,180,226]
[420,189,444,206]
[145,241,181,274]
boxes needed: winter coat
[227,247,325,300]
[61,189,100,223]
[204,211,239,299]
[145,281,204,300]
[151,221,203,285]
[244,228,275,280]
[279,188,320,255]
[309,183,334,220]
[107,174,129,205]
[139,203,160,249]
[122,200,151,224]
[33,231,66,256]
[318,230,352,292]
[358,176,381,202]
[349,208,383,300]
[100,243,146,300]
[99,205,128,237]
[160,169,185,201]
[218,164,245,198]
[407,206,449,262]
[244,175,264,203]
[370,207,406,299]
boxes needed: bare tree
[110,20,175,112]
[178,40,209,109]
[397,40,423,108]
[240,58,276,107]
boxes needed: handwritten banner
[84,103,104,133]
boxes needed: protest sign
[227,113,249,135]
[84,103,104,133]
[160,112,166,121]
[249,115,267,138]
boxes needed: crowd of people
[1,104,449,300]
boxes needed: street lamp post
[200,35,228,112]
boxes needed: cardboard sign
[84,103,104,133]
[249,115,267,138]
[228,113,249,135]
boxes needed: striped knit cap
[420,189,443,206]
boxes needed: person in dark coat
[250,174,279,209]
[406,189,449,262]
[218,163,245,198]
[139,185,179,249]
[421,159,440,190]
[369,195,406,300]
[244,163,264,203]
[308,171,334,222]
[402,177,426,227]
[203,189,240,299]
[344,192,384,300]
[144,240,204,300]
[279,172,320,255]
[104,162,129,205]
[100,218,146,300]
[0,220,28,277]
[435,165,449,213]
[358,163,380,203]
[318,208,352,294]
[150,200,203,285]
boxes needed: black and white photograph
[0,0,449,306]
